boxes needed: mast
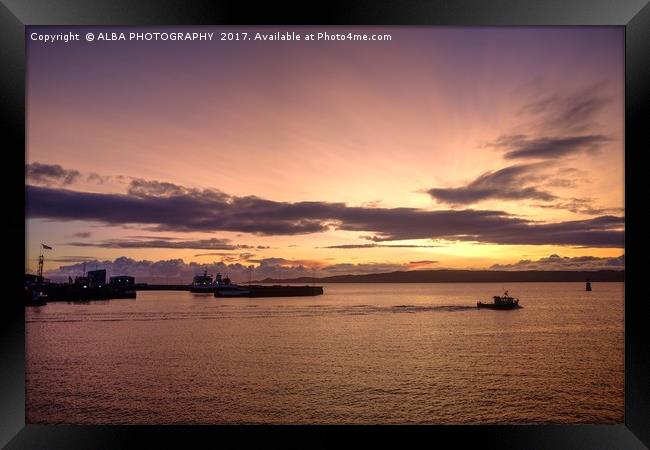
[37,243,52,280]
[37,254,44,279]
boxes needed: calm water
[26,282,624,424]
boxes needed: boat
[189,269,217,293]
[24,286,47,306]
[477,290,521,310]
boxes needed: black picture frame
[2,1,648,448]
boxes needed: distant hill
[254,269,624,284]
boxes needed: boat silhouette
[477,290,522,310]
[189,268,218,293]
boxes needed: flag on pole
[42,244,52,250]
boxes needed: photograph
[23,25,627,426]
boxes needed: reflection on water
[26,282,624,424]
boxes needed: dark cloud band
[500,134,610,160]
[428,163,555,205]
[66,237,254,250]
[27,184,624,248]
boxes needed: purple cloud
[27,183,624,247]
[490,254,624,271]
[428,163,556,205]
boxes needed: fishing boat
[24,287,47,306]
[477,290,521,310]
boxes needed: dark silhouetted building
[109,276,135,288]
[87,269,107,288]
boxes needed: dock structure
[215,284,324,298]
[135,284,190,291]
[25,272,137,303]
[26,274,325,304]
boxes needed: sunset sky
[26,26,624,281]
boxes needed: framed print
[2,0,649,448]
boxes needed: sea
[25,282,624,424]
